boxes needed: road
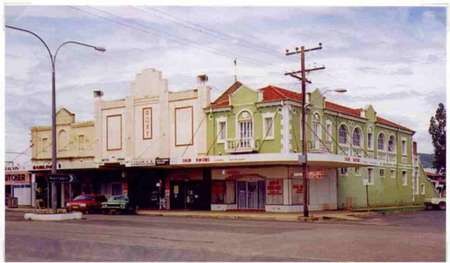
[5,210,445,261]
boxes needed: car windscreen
[73,195,95,201]
[110,196,127,201]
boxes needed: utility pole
[285,43,325,217]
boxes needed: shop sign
[6,173,30,185]
[32,164,52,170]
[182,157,210,163]
[130,159,155,167]
[49,174,73,183]
[293,169,326,179]
[155,157,170,166]
[267,179,282,195]
[5,166,20,171]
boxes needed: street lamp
[321,88,347,96]
[5,25,106,210]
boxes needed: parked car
[66,194,107,214]
[101,195,133,214]
[424,197,446,210]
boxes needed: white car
[424,197,446,210]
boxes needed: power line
[136,6,283,62]
[70,6,268,67]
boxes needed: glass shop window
[211,181,225,204]
[291,178,304,205]
[266,179,283,205]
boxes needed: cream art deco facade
[30,108,97,207]
[29,68,438,211]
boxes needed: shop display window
[211,180,225,204]
[291,178,304,205]
[225,180,235,204]
[266,179,283,205]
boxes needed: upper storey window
[312,113,321,149]
[378,133,385,151]
[352,127,362,147]
[238,111,253,140]
[367,127,373,150]
[388,135,395,152]
[58,129,68,151]
[338,124,348,144]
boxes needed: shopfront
[5,167,32,207]
[166,168,211,210]
[210,165,337,212]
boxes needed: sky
[4,5,447,167]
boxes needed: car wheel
[102,209,107,215]
[439,202,446,210]
[425,203,433,210]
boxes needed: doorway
[171,180,205,210]
[237,180,265,210]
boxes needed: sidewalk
[136,209,377,222]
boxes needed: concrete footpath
[136,209,378,222]
[7,205,425,222]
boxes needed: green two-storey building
[200,81,437,212]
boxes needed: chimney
[197,74,208,86]
[196,74,210,107]
[413,141,417,156]
[93,90,104,99]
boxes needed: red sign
[33,164,52,170]
[293,184,303,193]
[6,172,30,185]
[267,179,282,195]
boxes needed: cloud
[4,6,446,166]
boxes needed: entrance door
[237,181,247,209]
[247,182,258,209]
[237,181,265,210]
[171,181,186,209]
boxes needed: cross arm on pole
[286,66,326,75]
[284,72,312,84]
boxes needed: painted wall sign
[142,107,152,139]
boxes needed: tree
[429,103,446,175]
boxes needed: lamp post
[321,88,347,96]
[5,25,106,210]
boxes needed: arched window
[388,135,395,152]
[238,110,253,147]
[325,120,332,142]
[367,127,373,149]
[378,133,385,151]
[58,129,68,151]
[338,124,348,144]
[312,113,321,149]
[352,127,362,147]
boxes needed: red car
[66,194,107,214]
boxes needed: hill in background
[419,153,434,168]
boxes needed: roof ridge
[211,81,242,105]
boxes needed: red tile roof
[210,81,242,108]
[376,116,414,132]
[259,85,303,102]
[209,82,414,133]
[325,101,363,119]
